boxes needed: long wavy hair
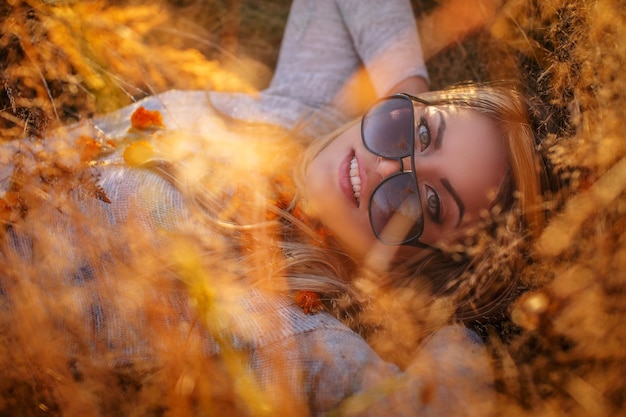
[170,83,544,338]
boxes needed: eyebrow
[433,110,446,150]
[441,178,465,227]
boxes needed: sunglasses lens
[362,96,414,158]
[370,173,423,244]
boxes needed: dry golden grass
[0,0,625,416]
[0,0,257,140]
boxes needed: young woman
[0,0,543,415]
[0,83,539,417]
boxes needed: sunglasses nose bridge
[376,155,404,178]
[400,155,413,173]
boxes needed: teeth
[350,156,361,203]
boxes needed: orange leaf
[75,135,101,162]
[123,140,154,166]
[130,106,165,130]
[294,291,323,314]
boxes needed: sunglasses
[361,93,434,249]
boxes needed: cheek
[306,124,357,181]
[304,154,326,198]
[450,164,507,230]
[332,218,379,262]
[303,122,386,260]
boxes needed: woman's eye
[425,186,441,223]
[417,118,431,151]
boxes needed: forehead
[433,105,509,224]
[433,104,503,150]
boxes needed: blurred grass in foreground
[1,0,626,416]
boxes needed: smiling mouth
[350,155,361,204]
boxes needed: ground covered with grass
[1,0,625,416]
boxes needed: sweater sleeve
[336,0,429,96]
[266,0,427,115]
[249,305,494,417]
[208,0,428,138]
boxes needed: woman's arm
[208,0,429,138]
[252,312,494,417]
[267,0,428,119]
[334,0,429,93]
[387,75,430,97]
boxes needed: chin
[359,241,427,273]
[331,232,376,263]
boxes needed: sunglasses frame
[361,93,437,250]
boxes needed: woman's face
[304,102,509,261]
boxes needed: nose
[376,156,412,178]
